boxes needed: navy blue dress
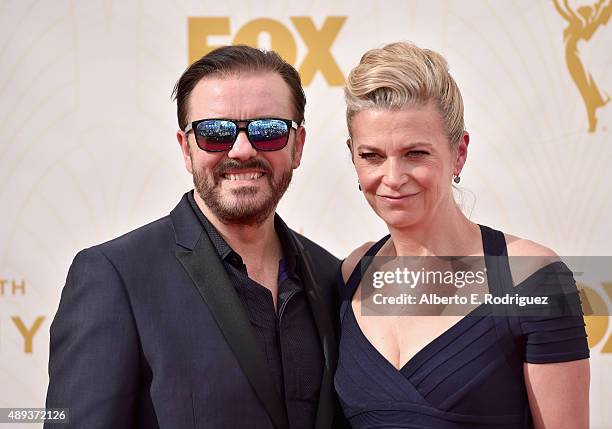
[334,225,589,428]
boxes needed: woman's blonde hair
[345,42,465,146]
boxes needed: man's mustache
[214,158,273,177]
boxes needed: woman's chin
[376,210,423,230]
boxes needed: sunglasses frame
[184,118,301,152]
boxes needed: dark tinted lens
[195,120,236,151]
[248,119,289,151]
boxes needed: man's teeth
[225,172,263,180]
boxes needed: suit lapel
[291,232,338,429]
[172,195,289,429]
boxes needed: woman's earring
[453,175,461,184]
[358,182,362,191]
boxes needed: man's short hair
[172,45,306,131]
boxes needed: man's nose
[227,131,257,160]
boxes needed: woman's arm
[524,360,590,429]
[506,236,590,429]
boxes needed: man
[45,45,343,429]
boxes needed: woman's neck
[387,204,481,256]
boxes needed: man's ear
[177,131,193,174]
[291,126,306,169]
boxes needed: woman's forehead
[350,105,448,148]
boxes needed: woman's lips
[376,192,420,203]
[377,192,419,199]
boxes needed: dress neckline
[344,224,506,373]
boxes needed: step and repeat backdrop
[1,0,611,427]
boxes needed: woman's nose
[381,158,408,189]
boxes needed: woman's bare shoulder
[504,232,559,258]
[341,241,377,284]
[503,232,561,286]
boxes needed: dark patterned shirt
[188,191,323,429]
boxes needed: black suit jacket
[45,193,344,429]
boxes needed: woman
[334,42,590,428]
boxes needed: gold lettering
[12,316,45,354]
[0,279,6,295]
[12,279,25,296]
[603,282,612,300]
[188,17,230,64]
[291,16,346,86]
[601,282,612,353]
[233,18,296,65]
[580,284,609,349]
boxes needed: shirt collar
[273,214,299,276]
[187,190,298,275]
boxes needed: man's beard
[192,154,293,226]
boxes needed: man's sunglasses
[184,118,301,152]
